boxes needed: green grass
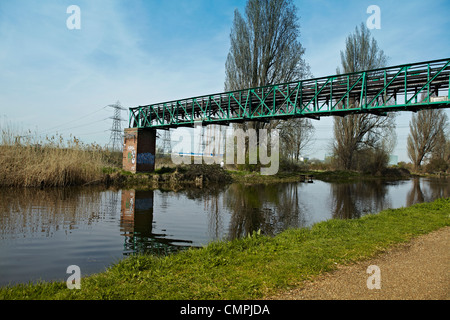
[1,198,449,300]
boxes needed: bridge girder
[129,58,450,129]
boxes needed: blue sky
[1,0,449,161]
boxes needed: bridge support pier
[122,128,156,173]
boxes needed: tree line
[224,0,449,174]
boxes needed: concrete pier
[122,128,156,173]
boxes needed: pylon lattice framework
[161,129,172,154]
[108,101,126,152]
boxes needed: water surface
[0,177,448,286]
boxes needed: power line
[73,129,110,137]
[35,105,108,136]
[16,105,110,138]
[51,118,110,133]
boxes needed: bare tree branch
[407,109,448,171]
[333,23,396,171]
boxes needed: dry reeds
[0,123,118,188]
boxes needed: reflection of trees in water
[330,180,391,220]
[174,185,229,242]
[331,178,450,220]
[225,184,270,240]
[223,183,306,240]
[274,183,308,231]
[152,183,307,242]
[406,178,425,207]
[331,184,357,220]
[425,178,450,199]
[407,178,450,207]
[0,186,118,238]
[205,191,223,241]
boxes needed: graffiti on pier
[137,153,155,165]
[127,147,136,165]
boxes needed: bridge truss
[129,58,450,129]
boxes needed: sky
[0,0,449,162]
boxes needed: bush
[425,158,449,173]
[178,164,232,183]
[354,147,389,175]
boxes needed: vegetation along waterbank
[0,122,444,189]
[1,197,448,300]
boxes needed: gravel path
[270,227,449,300]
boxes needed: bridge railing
[129,58,450,129]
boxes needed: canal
[0,177,448,287]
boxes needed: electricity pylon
[161,129,172,155]
[108,101,126,152]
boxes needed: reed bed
[0,124,119,188]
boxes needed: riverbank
[227,167,413,185]
[0,137,425,190]
[1,197,448,300]
[100,165,416,190]
[0,129,444,189]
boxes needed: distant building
[389,155,398,166]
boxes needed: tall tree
[407,109,448,171]
[224,0,312,163]
[225,0,309,91]
[279,118,315,161]
[333,23,396,171]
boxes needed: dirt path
[270,227,449,300]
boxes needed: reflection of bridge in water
[120,189,193,256]
[118,178,450,255]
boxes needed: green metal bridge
[129,58,450,129]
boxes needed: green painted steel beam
[129,58,450,129]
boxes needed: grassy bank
[1,197,449,300]
[111,166,414,190]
